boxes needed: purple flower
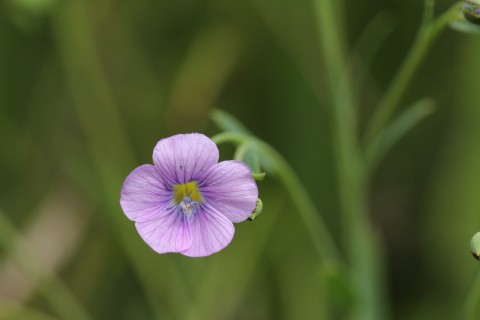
[120,133,259,257]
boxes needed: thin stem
[256,140,342,262]
[211,132,250,146]
[212,132,342,262]
[0,211,93,320]
[465,270,480,320]
[234,142,252,161]
[313,0,386,318]
[364,2,461,148]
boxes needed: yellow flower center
[173,181,203,215]
[174,181,203,203]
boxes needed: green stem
[211,132,250,145]
[313,0,387,318]
[465,270,480,320]
[258,140,343,262]
[234,142,252,161]
[213,132,341,262]
[0,211,93,320]
[364,2,461,147]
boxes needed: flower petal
[153,133,219,185]
[180,204,234,257]
[198,161,258,223]
[120,165,173,222]
[136,209,193,254]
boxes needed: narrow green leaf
[365,98,435,172]
[210,109,251,134]
[351,11,397,100]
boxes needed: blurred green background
[1,0,480,319]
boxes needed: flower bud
[464,0,480,25]
[248,198,263,221]
[470,232,480,260]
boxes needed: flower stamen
[174,181,203,215]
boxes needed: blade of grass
[365,98,435,173]
[50,1,190,318]
[313,0,387,318]
[364,1,462,148]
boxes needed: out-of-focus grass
[1,0,479,319]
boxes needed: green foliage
[1,0,480,319]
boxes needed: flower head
[120,133,259,257]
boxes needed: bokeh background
[1,0,479,319]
